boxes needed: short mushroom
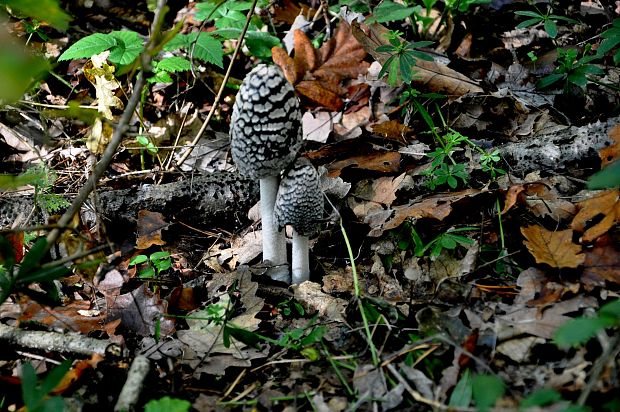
[230,64,302,281]
[274,157,323,284]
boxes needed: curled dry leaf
[520,225,585,268]
[599,123,620,167]
[272,21,369,111]
[571,189,620,242]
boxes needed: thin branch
[171,0,259,170]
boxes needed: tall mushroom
[274,157,323,284]
[230,64,302,281]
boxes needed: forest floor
[0,0,619,411]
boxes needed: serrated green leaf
[2,0,72,31]
[157,56,192,73]
[554,316,616,348]
[245,31,281,59]
[59,33,117,61]
[145,396,191,412]
[191,33,224,68]
[472,375,505,412]
[108,31,144,65]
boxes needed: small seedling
[401,223,476,259]
[537,47,603,89]
[129,251,171,279]
[515,6,578,38]
[376,30,434,86]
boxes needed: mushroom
[230,64,302,281]
[274,157,323,284]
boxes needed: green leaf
[191,33,224,68]
[520,388,562,408]
[544,19,558,38]
[472,374,505,412]
[600,299,620,317]
[449,369,473,407]
[536,73,565,89]
[58,33,117,61]
[145,396,191,412]
[130,255,148,265]
[21,362,40,409]
[157,56,192,73]
[367,1,419,24]
[139,267,156,278]
[17,264,70,286]
[225,325,262,347]
[1,0,72,31]
[18,238,48,278]
[516,18,541,29]
[245,31,281,59]
[554,316,616,348]
[514,10,543,18]
[108,31,144,65]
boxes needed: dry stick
[171,0,259,170]
[43,1,167,253]
[114,355,151,412]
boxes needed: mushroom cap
[274,157,323,236]
[230,64,303,179]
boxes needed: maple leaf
[520,226,585,268]
[272,22,369,111]
[570,189,620,242]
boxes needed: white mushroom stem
[291,230,310,284]
[260,176,287,271]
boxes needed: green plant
[0,237,70,305]
[144,396,191,412]
[479,149,505,179]
[537,47,603,90]
[23,165,70,214]
[597,18,620,65]
[515,6,578,39]
[376,30,434,86]
[422,130,470,189]
[129,251,171,279]
[554,299,620,348]
[587,159,620,189]
[366,1,421,24]
[401,222,476,259]
[21,360,72,412]
[148,57,192,84]
[277,298,305,317]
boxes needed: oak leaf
[570,189,620,242]
[272,22,369,111]
[599,123,620,167]
[521,226,585,268]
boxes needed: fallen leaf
[582,235,620,289]
[272,22,369,110]
[136,210,168,249]
[570,189,620,242]
[599,123,620,167]
[328,151,401,177]
[520,226,585,268]
[372,120,413,141]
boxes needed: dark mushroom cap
[230,64,302,179]
[274,157,323,236]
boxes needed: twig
[114,355,151,412]
[43,0,169,253]
[0,323,111,356]
[171,0,259,170]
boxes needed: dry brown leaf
[328,151,401,177]
[600,123,620,167]
[570,189,620,242]
[372,120,413,141]
[582,235,620,289]
[351,20,483,95]
[520,226,585,268]
[271,0,315,24]
[136,210,167,249]
[272,22,369,111]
